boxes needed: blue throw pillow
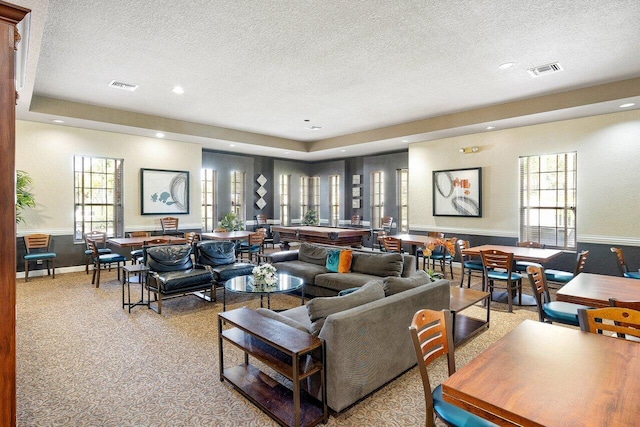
[326,249,341,272]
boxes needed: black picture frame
[140,168,189,215]
[433,167,482,217]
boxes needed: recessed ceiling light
[283,151,289,154]
[340,149,346,152]
[229,144,235,147]
[307,125,322,130]
[486,126,495,130]
[52,119,64,123]
[620,103,636,108]
[401,139,408,143]
[498,62,515,70]
[155,132,165,138]
[172,86,184,94]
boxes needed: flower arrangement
[421,238,456,257]
[252,263,277,287]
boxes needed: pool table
[271,226,370,249]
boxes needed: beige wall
[16,121,203,235]
[409,109,640,245]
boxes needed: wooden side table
[450,287,490,345]
[219,307,327,427]
[122,264,149,312]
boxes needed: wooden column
[0,2,29,426]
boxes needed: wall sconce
[459,146,479,154]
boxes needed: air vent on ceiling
[108,80,138,91]
[527,62,563,77]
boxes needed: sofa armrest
[267,249,299,263]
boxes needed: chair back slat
[480,249,513,271]
[610,247,629,275]
[24,234,51,252]
[578,306,640,339]
[381,236,402,252]
[160,217,179,233]
[574,250,589,276]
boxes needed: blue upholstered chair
[526,264,591,326]
[23,234,56,282]
[457,240,484,288]
[611,247,640,279]
[409,309,497,427]
[84,231,112,274]
[544,250,589,286]
[237,232,264,262]
[87,238,126,288]
[480,249,523,313]
[514,241,545,272]
[127,231,151,264]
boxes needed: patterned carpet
[16,268,552,426]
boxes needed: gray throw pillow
[306,281,385,336]
[350,252,404,277]
[382,270,432,296]
[256,308,310,333]
[298,243,328,266]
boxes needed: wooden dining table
[387,233,439,255]
[442,320,640,426]
[107,235,187,248]
[200,230,254,241]
[461,244,562,263]
[557,272,640,308]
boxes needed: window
[231,171,245,222]
[300,176,319,218]
[73,155,123,242]
[201,169,216,231]
[329,175,340,227]
[397,169,409,232]
[280,174,291,225]
[371,171,384,228]
[519,152,577,249]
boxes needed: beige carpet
[16,268,556,426]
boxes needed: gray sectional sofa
[268,243,418,297]
[256,279,451,413]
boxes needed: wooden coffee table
[450,287,490,345]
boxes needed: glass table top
[224,273,304,294]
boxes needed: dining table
[462,244,563,306]
[107,235,187,248]
[557,272,640,307]
[442,319,640,426]
[200,230,254,241]
[387,233,439,256]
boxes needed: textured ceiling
[12,0,640,160]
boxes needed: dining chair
[380,216,393,233]
[409,309,497,427]
[610,247,640,279]
[350,215,362,226]
[381,236,402,253]
[425,237,457,279]
[457,240,484,288]
[544,250,589,287]
[87,238,126,288]
[23,234,57,282]
[480,249,523,313]
[237,232,264,262]
[526,265,591,326]
[256,227,274,249]
[83,231,112,274]
[419,232,444,271]
[514,241,544,272]
[578,306,640,340]
[127,231,151,264]
[609,299,640,341]
[160,217,181,236]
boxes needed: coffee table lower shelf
[223,364,325,427]
[450,287,490,346]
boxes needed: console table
[218,307,327,427]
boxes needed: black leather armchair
[144,244,214,314]
[195,241,255,285]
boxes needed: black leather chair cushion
[196,241,236,266]
[144,244,193,272]
[153,268,214,293]
[212,262,255,282]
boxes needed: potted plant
[16,170,35,224]
[302,209,319,226]
[219,212,244,231]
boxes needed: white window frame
[201,168,216,232]
[231,171,245,222]
[397,168,409,233]
[371,170,384,228]
[280,174,291,226]
[519,152,577,250]
[329,175,340,227]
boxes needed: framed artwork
[353,174,361,185]
[433,167,482,217]
[352,199,361,209]
[352,187,361,197]
[141,168,189,215]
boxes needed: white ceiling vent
[108,80,138,91]
[527,62,563,77]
